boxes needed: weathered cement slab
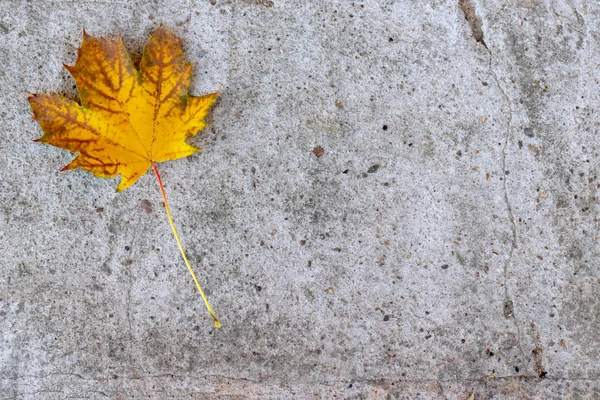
[1,0,599,398]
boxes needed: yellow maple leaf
[29,25,218,191]
[28,25,221,328]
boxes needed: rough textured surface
[1,1,600,398]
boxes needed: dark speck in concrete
[312,146,325,158]
[367,164,380,173]
[141,199,153,214]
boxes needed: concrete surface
[1,0,600,398]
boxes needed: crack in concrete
[0,372,87,380]
[10,390,65,397]
[125,213,141,343]
[492,59,526,361]
[459,0,486,47]
[566,0,586,33]
[121,213,152,398]
[125,372,263,384]
[474,3,526,364]
[4,371,599,383]
[125,251,134,342]
[3,371,599,398]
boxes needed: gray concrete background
[1,0,600,398]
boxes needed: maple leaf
[28,26,221,328]
[28,25,218,192]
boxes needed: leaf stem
[152,163,221,328]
